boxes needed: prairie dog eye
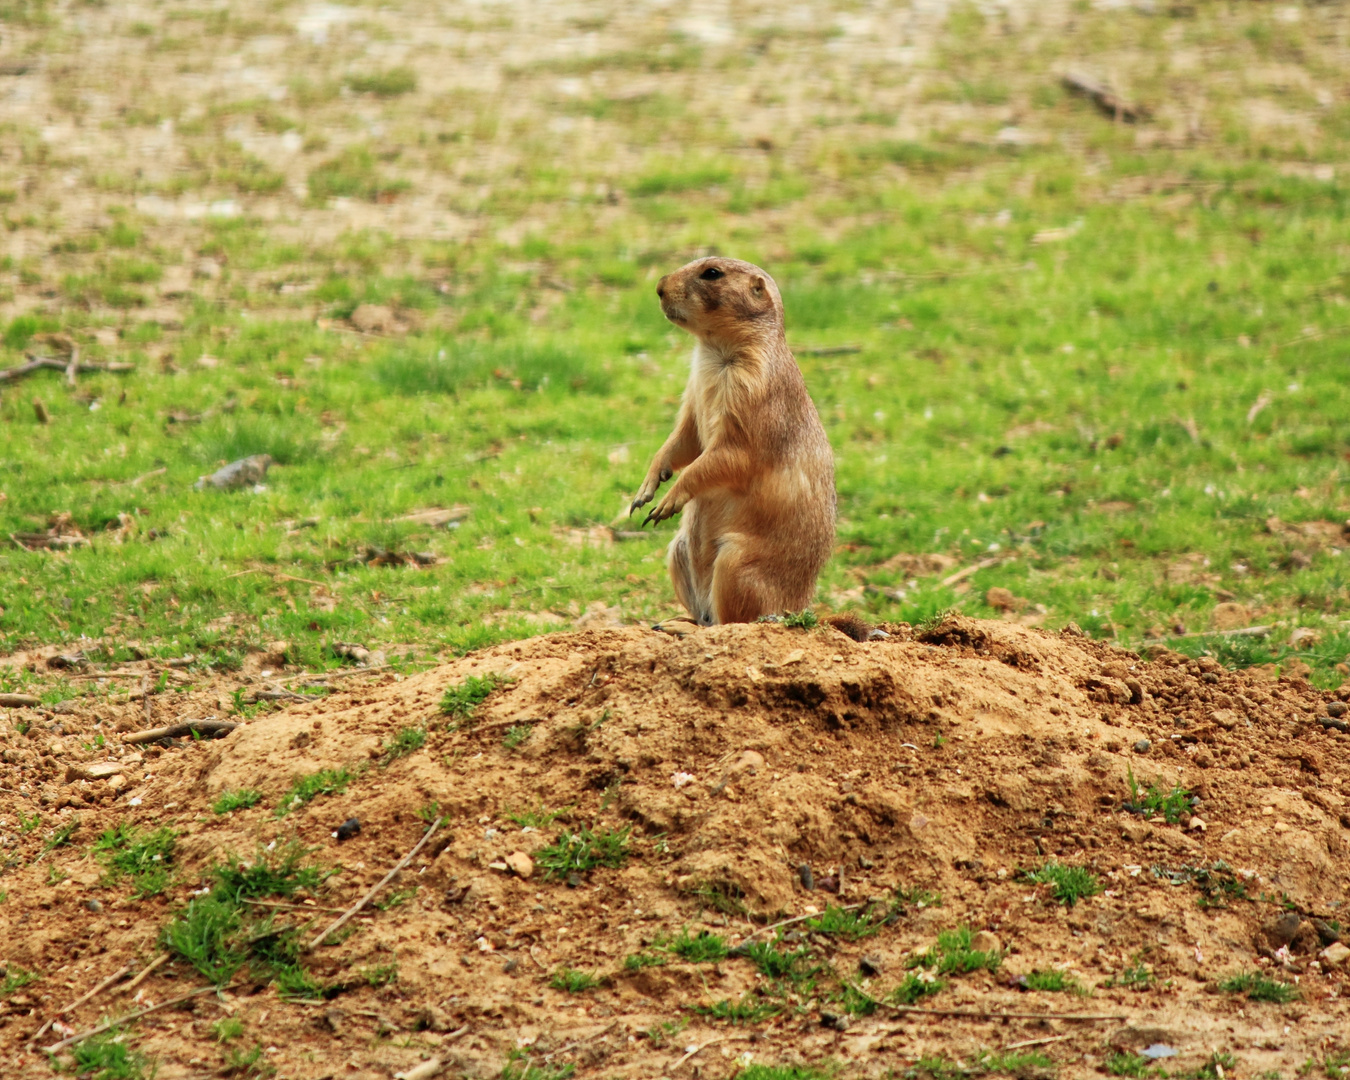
[699,266,724,281]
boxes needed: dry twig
[45,982,230,1053]
[122,719,238,744]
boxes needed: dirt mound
[3,617,1348,1078]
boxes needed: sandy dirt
[2,616,1347,1077]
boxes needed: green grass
[507,804,569,829]
[907,926,1002,975]
[1020,862,1104,908]
[890,971,946,1005]
[805,904,881,940]
[345,67,416,97]
[212,789,262,815]
[63,1027,154,1080]
[690,994,781,1025]
[736,939,819,984]
[738,1068,830,1080]
[380,725,426,763]
[1219,971,1300,1004]
[664,928,729,963]
[502,724,533,749]
[501,1053,575,1080]
[212,1017,245,1042]
[210,840,333,901]
[41,817,79,855]
[440,673,509,723]
[623,950,669,971]
[533,825,630,880]
[549,967,601,994]
[1020,969,1085,995]
[0,966,38,995]
[162,893,248,984]
[274,767,353,816]
[1123,768,1193,824]
[1105,1053,1164,1078]
[93,822,177,897]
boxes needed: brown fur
[631,257,836,625]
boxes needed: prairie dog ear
[750,275,766,297]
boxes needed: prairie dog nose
[656,275,669,299]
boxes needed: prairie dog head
[656,257,784,350]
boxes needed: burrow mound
[202,615,1349,918]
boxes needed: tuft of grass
[690,994,781,1025]
[65,1027,154,1080]
[222,1042,273,1077]
[440,672,509,723]
[345,67,416,96]
[1123,767,1193,824]
[307,146,409,204]
[213,1017,245,1042]
[761,608,818,629]
[534,825,630,880]
[0,966,38,995]
[1019,862,1103,907]
[381,725,426,764]
[665,928,729,964]
[41,816,79,855]
[360,962,398,986]
[501,1052,575,1080]
[1193,1052,1239,1080]
[1153,861,1249,908]
[736,939,819,984]
[162,894,247,984]
[1105,1053,1163,1078]
[907,926,1002,975]
[213,789,262,815]
[549,967,600,994]
[895,884,943,909]
[738,1068,831,1080]
[623,951,669,971]
[507,803,569,829]
[805,904,881,940]
[889,971,946,1005]
[502,724,533,749]
[211,840,333,901]
[1219,971,1299,1004]
[1020,969,1085,995]
[274,767,352,816]
[93,822,177,897]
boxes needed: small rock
[1321,717,1349,734]
[504,851,533,880]
[970,931,1002,955]
[1327,701,1348,718]
[731,749,765,775]
[1133,739,1151,754]
[1141,1045,1178,1061]
[65,762,123,783]
[859,954,884,977]
[798,863,814,891]
[1188,816,1206,832]
[1266,912,1303,947]
[334,817,361,841]
[503,958,519,974]
[84,898,103,913]
[1320,942,1350,968]
[1289,626,1320,649]
[565,872,581,889]
[194,454,274,492]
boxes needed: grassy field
[2,0,1349,684]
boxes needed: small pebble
[798,863,814,891]
[1326,701,1347,718]
[503,958,519,974]
[334,818,361,841]
[1133,738,1151,753]
[859,954,884,976]
[566,872,581,889]
[84,898,102,913]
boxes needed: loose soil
[2,616,1348,1078]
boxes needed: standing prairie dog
[630,257,836,625]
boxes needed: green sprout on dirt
[895,884,942,909]
[440,673,510,724]
[666,928,729,963]
[690,994,782,1025]
[776,609,819,629]
[890,971,946,1005]
[736,939,820,984]
[223,1043,272,1078]
[93,822,177,897]
[534,824,630,880]
[211,840,334,901]
[19,811,41,834]
[1193,1052,1240,1080]
[623,951,669,971]
[738,1067,831,1080]
[1019,970,1086,995]
[549,967,601,994]
[1153,861,1249,909]
[1,966,38,995]
[274,767,353,816]
[1105,1053,1165,1078]
[502,724,533,749]
[1123,767,1193,824]
[381,726,427,764]
[360,963,399,986]
[1106,960,1154,990]
[507,804,569,829]
[1219,971,1300,1004]
[805,903,881,940]
[162,894,248,984]
[1019,862,1103,907]
[212,1017,245,1042]
[212,789,262,815]
[64,1026,155,1080]
[41,816,79,855]
[907,926,1002,975]
[501,1051,575,1080]
[345,66,417,97]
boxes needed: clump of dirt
[2,617,1348,1078]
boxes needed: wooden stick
[45,982,230,1053]
[242,898,347,914]
[939,556,1008,589]
[307,817,444,951]
[1061,71,1146,123]
[0,356,135,382]
[1002,1034,1075,1051]
[278,663,392,685]
[65,344,79,388]
[0,693,41,707]
[117,952,170,995]
[53,965,132,1018]
[735,903,867,944]
[667,1037,725,1072]
[118,467,168,488]
[123,719,237,744]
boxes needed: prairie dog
[630,257,835,625]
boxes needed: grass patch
[690,994,781,1025]
[162,893,247,984]
[211,840,334,901]
[890,971,946,1005]
[664,928,729,963]
[381,726,426,764]
[738,1068,831,1080]
[736,939,819,985]
[502,724,533,749]
[501,1053,575,1080]
[1219,971,1299,1004]
[345,67,416,96]
[549,967,600,994]
[1105,1053,1164,1078]
[507,804,569,829]
[907,926,1002,975]
[307,146,409,204]
[440,673,509,724]
[274,767,352,816]
[41,816,78,855]
[1123,768,1193,824]
[1153,861,1249,908]
[65,1027,154,1080]
[1,966,38,995]
[623,950,669,971]
[1019,862,1103,907]
[212,789,262,815]
[93,822,177,897]
[1019,969,1085,995]
[805,904,881,940]
[534,825,630,880]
